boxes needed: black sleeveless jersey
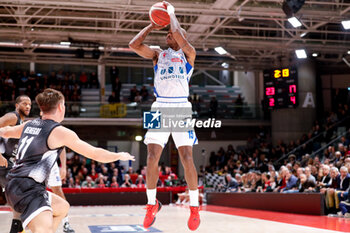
[8,118,63,183]
[0,111,22,159]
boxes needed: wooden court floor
[0,205,349,233]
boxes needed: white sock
[147,189,157,205]
[189,190,199,207]
[64,216,69,223]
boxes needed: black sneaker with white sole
[63,222,75,233]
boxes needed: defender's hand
[0,154,8,168]
[117,152,135,161]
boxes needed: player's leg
[143,143,163,228]
[50,192,70,232]
[26,193,69,233]
[0,166,24,233]
[48,163,75,233]
[173,131,200,231]
[27,210,54,233]
[146,144,163,192]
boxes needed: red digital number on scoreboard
[269,98,275,107]
[265,87,275,96]
[289,85,296,93]
[290,96,296,104]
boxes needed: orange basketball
[149,2,170,27]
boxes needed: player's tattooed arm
[164,1,196,66]
[129,24,164,64]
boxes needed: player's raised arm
[163,1,196,66]
[48,126,135,163]
[129,24,163,64]
[0,122,27,139]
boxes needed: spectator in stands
[108,91,119,103]
[89,71,99,88]
[317,165,332,191]
[134,91,142,103]
[135,175,146,188]
[335,166,350,207]
[97,177,106,188]
[295,174,316,193]
[110,66,119,80]
[129,85,138,102]
[305,166,316,184]
[209,96,218,118]
[235,94,243,117]
[81,176,96,188]
[67,177,75,188]
[112,77,122,102]
[282,170,298,192]
[121,174,134,188]
[79,72,88,88]
[110,177,119,188]
[338,200,350,217]
[140,86,149,102]
[259,173,272,192]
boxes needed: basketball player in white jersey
[129,1,200,231]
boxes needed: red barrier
[60,186,202,194]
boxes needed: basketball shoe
[143,199,162,228]
[63,222,75,233]
[188,206,200,231]
[10,219,23,233]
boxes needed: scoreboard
[263,67,298,109]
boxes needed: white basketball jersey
[153,48,193,101]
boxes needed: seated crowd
[0,69,100,102]
[62,151,181,189]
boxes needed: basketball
[149,2,170,27]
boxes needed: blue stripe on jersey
[157,96,188,98]
[193,137,198,145]
[154,64,158,72]
[156,101,188,104]
[185,62,192,74]
[153,87,159,97]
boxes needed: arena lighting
[288,17,302,28]
[221,63,229,68]
[60,41,71,45]
[312,53,318,57]
[300,32,307,37]
[341,20,350,29]
[347,50,350,54]
[295,49,307,59]
[215,46,227,55]
[135,135,143,141]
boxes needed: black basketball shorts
[0,159,13,188]
[5,177,52,229]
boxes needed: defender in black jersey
[0,95,31,233]
[0,88,134,233]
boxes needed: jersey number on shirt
[16,136,34,161]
